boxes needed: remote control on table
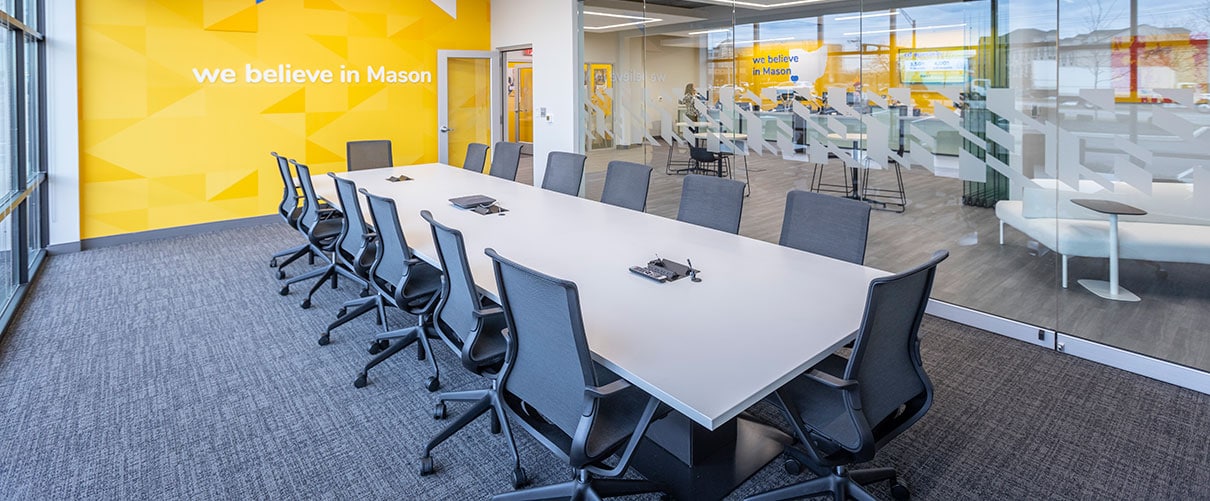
[629,265,668,282]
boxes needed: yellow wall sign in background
[78,0,491,239]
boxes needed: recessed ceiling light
[583,10,662,30]
[834,11,899,21]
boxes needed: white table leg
[1078,213,1141,302]
[1109,213,1120,295]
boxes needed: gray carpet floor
[1,222,1209,499]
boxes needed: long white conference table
[315,163,887,499]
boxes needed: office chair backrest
[688,145,720,164]
[600,161,652,212]
[677,174,746,234]
[291,161,324,233]
[329,174,371,264]
[487,248,597,439]
[346,140,393,171]
[421,210,479,354]
[463,142,490,173]
[541,151,587,196]
[272,152,298,222]
[779,189,871,264]
[489,141,524,181]
[360,189,417,301]
[847,250,948,449]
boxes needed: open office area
[3,0,1210,499]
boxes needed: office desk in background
[315,164,886,499]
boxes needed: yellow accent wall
[78,0,491,239]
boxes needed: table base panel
[1078,279,1141,302]
[632,413,792,501]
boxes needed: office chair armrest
[585,378,632,398]
[472,306,503,318]
[805,369,858,390]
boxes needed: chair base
[352,316,439,391]
[271,243,311,273]
[746,454,909,501]
[320,295,385,346]
[421,386,524,488]
[492,472,664,501]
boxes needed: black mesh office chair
[347,140,393,171]
[779,189,872,265]
[278,161,344,306]
[677,174,746,234]
[745,250,949,501]
[464,142,490,173]
[352,189,444,391]
[489,142,524,181]
[540,151,586,196]
[688,145,730,178]
[600,160,652,212]
[289,173,378,311]
[417,211,524,488]
[268,152,312,277]
[486,248,668,501]
[316,174,383,346]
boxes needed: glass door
[585,62,614,149]
[437,50,494,167]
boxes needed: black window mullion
[34,1,46,259]
[12,30,28,283]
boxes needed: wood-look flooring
[517,144,1210,373]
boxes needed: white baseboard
[1056,334,1210,394]
[927,299,1055,348]
[927,298,1210,394]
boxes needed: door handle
[439,126,451,133]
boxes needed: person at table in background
[680,83,701,133]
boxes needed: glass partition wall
[580,0,1210,380]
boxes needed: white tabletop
[692,132,748,141]
[315,164,886,429]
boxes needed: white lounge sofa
[995,179,1210,287]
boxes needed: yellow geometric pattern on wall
[78,0,491,239]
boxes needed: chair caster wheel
[433,402,447,420]
[512,467,528,488]
[300,299,312,309]
[279,286,290,296]
[317,334,330,346]
[269,258,278,268]
[368,340,389,355]
[419,456,435,476]
[353,374,368,388]
[337,307,347,318]
[277,270,286,280]
[425,376,439,392]
[784,458,803,475]
[890,483,910,500]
